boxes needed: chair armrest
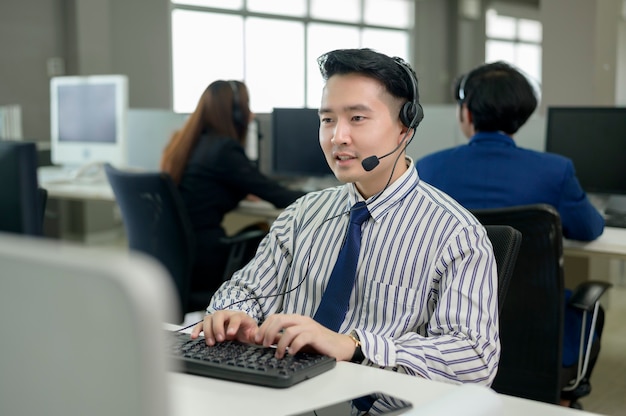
[568,281,612,311]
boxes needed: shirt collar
[346,157,419,222]
[468,131,516,147]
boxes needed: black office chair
[37,187,48,234]
[560,280,611,408]
[0,141,45,236]
[483,225,522,314]
[471,204,611,406]
[104,164,266,322]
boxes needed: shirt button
[375,354,382,361]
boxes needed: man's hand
[254,314,356,361]
[190,310,259,346]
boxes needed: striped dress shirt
[208,158,500,386]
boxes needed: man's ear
[458,104,475,139]
[397,121,412,146]
[461,104,473,124]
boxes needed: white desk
[562,227,626,290]
[563,227,626,260]
[236,199,283,219]
[234,203,626,260]
[40,179,115,201]
[168,361,604,416]
[39,167,280,216]
[38,166,115,201]
[38,167,120,243]
[37,168,626,264]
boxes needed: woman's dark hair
[454,61,538,134]
[160,80,251,183]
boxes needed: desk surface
[39,166,115,201]
[168,361,603,416]
[40,179,115,201]
[237,198,626,259]
[563,227,626,259]
[39,165,626,261]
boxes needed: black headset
[361,58,425,172]
[393,57,424,129]
[458,71,470,103]
[228,80,245,129]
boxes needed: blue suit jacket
[416,132,604,241]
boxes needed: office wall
[0,0,171,143]
[413,0,457,104]
[63,0,172,110]
[0,1,65,141]
[541,0,622,111]
[617,17,626,105]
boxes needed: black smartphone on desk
[288,392,412,416]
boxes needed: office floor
[577,270,626,416]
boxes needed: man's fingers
[190,321,203,339]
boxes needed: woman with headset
[161,80,305,296]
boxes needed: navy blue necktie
[314,201,370,331]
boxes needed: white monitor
[50,74,129,168]
[126,108,189,171]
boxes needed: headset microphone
[361,57,424,172]
[361,136,408,172]
[361,156,380,172]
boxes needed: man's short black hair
[454,61,538,134]
[318,48,419,106]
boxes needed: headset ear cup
[400,102,424,128]
[229,80,245,129]
[233,106,244,128]
[413,103,424,127]
[400,102,414,128]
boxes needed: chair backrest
[0,141,42,236]
[0,232,176,416]
[104,163,194,321]
[471,204,564,404]
[483,225,522,314]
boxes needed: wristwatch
[348,330,365,364]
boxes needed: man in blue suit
[416,61,604,241]
[417,61,605,408]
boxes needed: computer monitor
[126,108,189,171]
[271,108,331,178]
[50,74,128,168]
[545,106,626,213]
[0,141,41,235]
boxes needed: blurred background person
[161,80,305,295]
[416,61,603,242]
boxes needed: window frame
[170,1,414,113]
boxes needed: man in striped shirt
[192,48,500,389]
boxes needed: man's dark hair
[454,61,538,134]
[318,48,419,106]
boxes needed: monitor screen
[50,75,128,167]
[545,106,626,195]
[126,109,189,171]
[271,108,331,178]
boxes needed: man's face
[318,73,407,199]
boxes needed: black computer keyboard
[167,331,336,388]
